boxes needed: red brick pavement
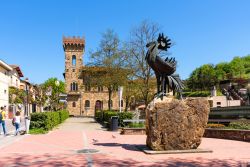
[0,118,249,166]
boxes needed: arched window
[72,102,76,107]
[75,83,78,91]
[70,82,78,91]
[121,100,123,107]
[85,84,91,91]
[95,100,102,110]
[85,100,90,108]
[98,86,103,92]
[72,55,76,66]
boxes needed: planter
[121,128,146,135]
[203,128,250,142]
[121,128,250,142]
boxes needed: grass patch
[128,122,145,128]
[29,128,48,134]
[227,119,250,130]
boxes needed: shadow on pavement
[0,153,244,167]
[94,142,144,152]
[92,154,243,167]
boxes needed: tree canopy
[186,55,250,91]
[89,29,130,110]
[42,77,65,110]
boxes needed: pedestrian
[13,111,21,136]
[0,106,7,136]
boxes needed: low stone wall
[121,128,250,142]
[120,128,146,135]
[204,129,250,142]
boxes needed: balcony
[68,91,81,96]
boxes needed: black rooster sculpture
[146,33,184,99]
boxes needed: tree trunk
[108,87,112,111]
[125,96,129,112]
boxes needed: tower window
[72,102,76,107]
[70,82,78,91]
[72,55,76,66]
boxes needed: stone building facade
[63,37,123,116]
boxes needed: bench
[123,119,145,123]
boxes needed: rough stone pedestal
[146,97,210,151]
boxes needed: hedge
[182,91,210,97]
[182,90,223,97]
[95,110,133,127]
[228,119,250,130]
[30,110,69,131]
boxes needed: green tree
[42,77,65,111]
[229,56,245,78]
[242,55,250,76]
[187,64,217,91]
[33,84,48,112]
[215,62,232,80]
[9,87,26,104]
[89,29,129,110]
[125,20,160,105]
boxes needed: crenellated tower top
[63,36,85,51]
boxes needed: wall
[0,66,9,108]
[209,96,240,108]
[9,69,20,88]
[82,91,123,116]
[121,128,250,142]
[204,129,250,142]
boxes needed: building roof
[20,78,31,85]
[0,59,12,71]
[63,36,85,51]
[10,65,24,77]
[63,36,85,45]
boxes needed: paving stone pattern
[0,117,249,166]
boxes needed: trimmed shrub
[182,91,211,97]
[30,110,69,131]
[95,110,103,121]
[118,112,133,127]
[59,110,69,123]
[228,119,250,130]
[101,110,133,127]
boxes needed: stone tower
[63,36,85,116]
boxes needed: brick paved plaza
[0,117,249,166]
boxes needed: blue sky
[1,0,250,84]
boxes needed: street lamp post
[55,80,60,111]
[118,86,123,113]
[25,78,30,134]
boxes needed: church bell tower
[63,36,85,116]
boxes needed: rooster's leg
[156,74,161,94]
[161,74,165,98]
